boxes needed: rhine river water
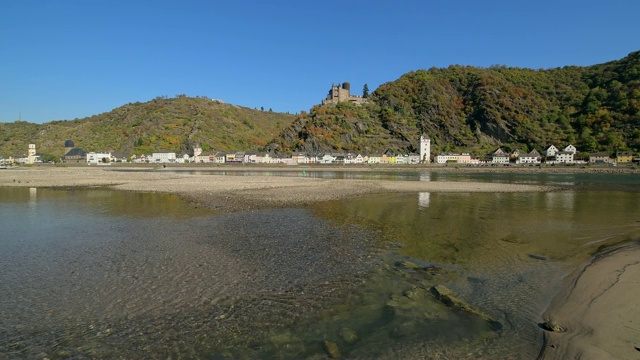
[1,171,639,359]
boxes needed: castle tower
[193,144,202,157]
[419,134,431,164]
[27,144,36,164]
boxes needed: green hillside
[0,96,296,157]
[3,51,639,160]
[267,50,640,155]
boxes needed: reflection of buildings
[418,192,431,209]
[28,187,37,210]
[544,191,575,212]
[420,173,431,182]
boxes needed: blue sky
[1,0,638,124]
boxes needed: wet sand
[3,165,639,358]
[539,241,640,360]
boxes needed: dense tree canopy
[268,50,640,155]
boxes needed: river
[1,171,639,359]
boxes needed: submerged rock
[430,285,503,331]
[322,340,341,359]
[339,327,358,344]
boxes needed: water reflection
[27,187,37,213]
[2,175,640,359]
[418,192,431,209]
[544,191,576,212]
[310,189,640,358]
[115,168,640,190]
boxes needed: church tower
[419,134,431,164]
[64,140,74,156]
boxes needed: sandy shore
[539,241,640,360]
[3,165,639,358]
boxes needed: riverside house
[516,150,542,164]
[589,153,613,164]
[491,149,510,164]
[616,151,634,163]
[86,152,113,165]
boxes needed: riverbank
[539,241,640,360]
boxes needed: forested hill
[2,51,639,159]
[267,50,640,155]
[0,97,296,157]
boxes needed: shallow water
[1,173,640,359]
[309,189,640,358]
[136,167,640,190]
[0,188,378,359]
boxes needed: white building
[563,144,577,154]
[408,153,421,164]
[435,153,472,164]
[491,149,510,164]
[175,154,190,163]
[555,151,574,164]
[419,134,431,163]
[516,151,541,164]
[543,145,559,157]
[151,151,177,163]
[319,154,335,164]
[87,152,113,165]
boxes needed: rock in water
[541,321,566,332]
[339,328,358,344]
[322,340,341,359]
[430,284,503,331]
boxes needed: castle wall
[322,83,368,105]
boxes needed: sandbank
[0,166,558,211]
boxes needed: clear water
[1,172,639,359]
[119,167,640,189]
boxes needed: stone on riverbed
[322,340,341,359]
[339,327,359,344]
[430,285,503,331]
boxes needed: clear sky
[1,0,638,124]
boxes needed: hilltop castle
[321,82,367,105]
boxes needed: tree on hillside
[362,84,369,98]
[41,153,59,163]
